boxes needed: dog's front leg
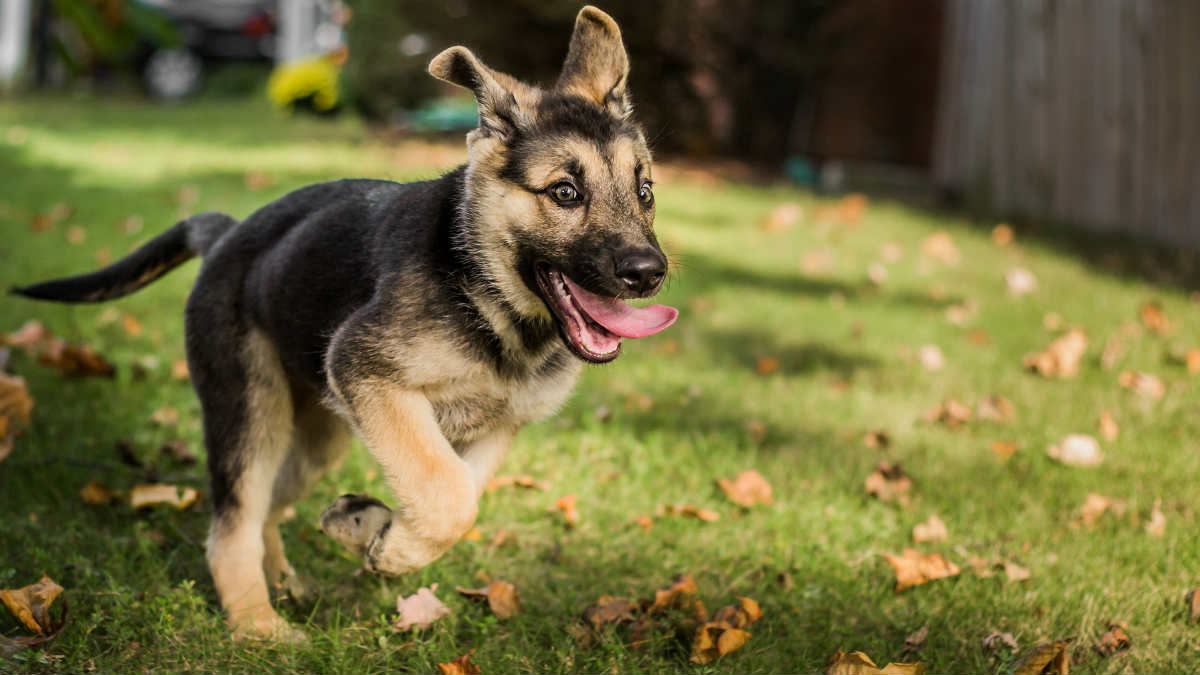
[321,388,478,575]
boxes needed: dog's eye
[637,182,654,205]
[549,182,581,205]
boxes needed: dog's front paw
[319,493,393,559]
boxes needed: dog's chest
[427,361,582,443]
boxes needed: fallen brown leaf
[121,315,143,337]
[487,528,512,551]
[977,395,1015,422]
[1139,301,1170,335]
[1118,371,1165,400]
[802,250,834,274]
[716,469,774,507]
[690,622,752,664]
[1186,589,1200,622]
[863,430,890,449]
[457,580,520,619]
[1024,329,1088,378]
[65,225,86,245]
[1093,622,1130,658]
[1074,493,1126,528]
[646,574,699,613]
[867,262,888,286]
[884,549,961,592]
[981,631,1019,654]
[582,596,637,630]
[1014,640,1071,674]
[79,479,119,505]
[710,596,762,628]
[150,405,179,426]
[1186,349,1200,375]
[552,494,578,527]
[393,584,451,631]
[243,170,274,191]
[755,356,780,375]
[917,345,944,371]
[460,527,483,542]
[865,462,914,506]
[1006,267,1037,296]
[5,320,114,377]
[160,439,197,465]
[0,575,65,635]
[171,359,190,381]
[0,372,34,463]
[992,223,1014,246]
[903,625,928,654]
[1046,434,1103,467]
[825,650,925,674]
[921,231,960,265]
[760,202,803,232]
[1098,411,1119,441]
[1002,561,1032,582]
[912,514,948,543]
[1145,499,1166,537]
[658,504,721,522]
[128,484,198,510]
[922,399,973,428]
[438,650,481,675]
[486,474,550,492]
[990,441,1018,462]
[633,515,653,530]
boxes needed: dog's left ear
[429,46,533,141]
[556,6,632,119]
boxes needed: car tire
[144,48,204,99]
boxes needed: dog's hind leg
[264,395,352,601]
[190,319,303,642]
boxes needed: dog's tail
[10,212,237,303]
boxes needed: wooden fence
[933,0,1200,248]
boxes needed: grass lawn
[1,95,1198,674]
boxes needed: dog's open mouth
[535,265,678,363]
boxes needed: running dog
[13,5,676,640]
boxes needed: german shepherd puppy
[13,6,676,640]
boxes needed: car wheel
[144,48,203,99]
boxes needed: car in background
[138,0,275,98]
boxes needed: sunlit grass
[0,96,1197,674]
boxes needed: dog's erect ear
[556,6,631,118]
[429,46,531,140]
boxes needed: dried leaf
[755,356,780,375]
[121,315,143,337]
[802,250,833,274]
[1006,267,1037,296]
[1074,493,1126,528]
[461,527,483,542]
[129,484,198,510]
[1046,434,1103,467]
[716,469,774,507]
[438,650,481,675]
[760,202,803,232]
[658,504,721,522]
[865,462,913,506]
[79,479,119,505]
[921,231,960,265]
[485,474,550,492]
[922,399,973,428]
[393,584,451,631]
[883,549,961,592]
[0,575,64,634]
[867,263,888,286]
[917,345,944,371]
[992,223,1014,246]
[0,372,34,463]
[1139,301,1170,335]
[457,581,520,619]
[825,650,926,675]
[977,395,1015,422]
[912,514,948,543]
[582,596,636,630]
[646,574,698,613]
[863,430,890,449]
[150,406,179,426]
[1093,622,1130,658]
[903,625,929,654]
[6,320,114,377]
[552,494,579,527]
[990,441,1018,462]
[1014,640,1071,674]
[1024,329,1088,378]
[1117,371,1165,400]
[633,515,654,530]
[65,225,86,245]
[160,439,197,465]
[1186,348,1200,375]
[710,597,763,629]
[1186,589,1200,622]
[171,359,190,381]
[1098,411,1119,441]
[690,622,752,664]
[1002,561,1031,582]
[981,631,1019,654]
[1145,499,1166,537]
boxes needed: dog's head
[430,6,677,364]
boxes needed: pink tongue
[561,274,679,338]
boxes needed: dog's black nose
[615,251,666,295]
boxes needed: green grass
[1,95,1198,674]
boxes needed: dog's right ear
[429,46,531,141]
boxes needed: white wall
[0,0,32,89]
